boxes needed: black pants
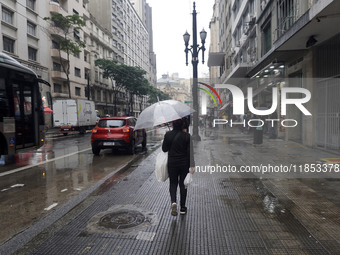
[168,165,188,207]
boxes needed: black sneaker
[180,207,187,215]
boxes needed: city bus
[0,52,46,163]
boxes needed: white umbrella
[135,100,194,130]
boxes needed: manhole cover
[99,210,146,229]
[87,205,158,234]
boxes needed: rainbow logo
[198,82,222,108]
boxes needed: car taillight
[122,128,130,133]
[92,128,97,133]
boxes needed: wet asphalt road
[0,131,163,245]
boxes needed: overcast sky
[146,0,215,80]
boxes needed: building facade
[156,74,191,103]
[0,0,155,124]
[208,0,340,149]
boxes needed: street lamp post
[184,2,207,141]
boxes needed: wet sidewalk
[3,127,340,254]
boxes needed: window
[52,40,59,49]
[75,67,81,77]
[53,62,61,71]
[74,29,80,40]
[98,119,125,128]
[54,83,62,93]
[3,37,15,53]
[26,0,35,10]
[75,87,81,96]
[74,51,80,58]
[84,68,89,79]
[95,71,99,81]
[97,90,101,101]
[2,8,13,24]
[262,21,272,55]
[28,47,37,61]
[27,21,36,36]
[277,0,295,37]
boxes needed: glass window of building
[28,47,37,61]
[54,83,62,93]
[75,67,81,77]
[75,87,81,96]
[3,37,15,53]
[26,0,35,10]
[27,21,36,36]
[2,8,13,24]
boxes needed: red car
[91,116,147,155]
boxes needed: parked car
[91,116,147,155]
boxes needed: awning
[44,105,53,113]
[207,52,225,67]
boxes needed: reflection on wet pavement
[0,131,162,245]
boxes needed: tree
[122,66,148,115]
[147,86,170,104]
[44,13,86,98]
[95,59,154,115]
[95,59,127,116]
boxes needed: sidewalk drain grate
[99,210,145,229]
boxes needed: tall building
[208,0,340,149]
[130,0,157,87]
[88,0,152,116]
[1,0,156,120]
[48,0,91,100]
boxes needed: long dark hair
[172,119,184,130]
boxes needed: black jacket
[162,130,195,168]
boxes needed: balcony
[51,70,67,81]
[48,26,65,39]
[51,49,68,61]
[49,1,67,16]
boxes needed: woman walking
[162,118,195,216]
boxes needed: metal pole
[192,2,201,141]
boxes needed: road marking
[44,203,58,211]
[11,184,25,188]
[0,148,91,177]
[1,183,25,192]
[321,158,340,163]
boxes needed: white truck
[53,99,97,135]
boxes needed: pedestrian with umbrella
[134,100,195,216]
[162,117,195,216]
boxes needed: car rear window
[98,119,126,128]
